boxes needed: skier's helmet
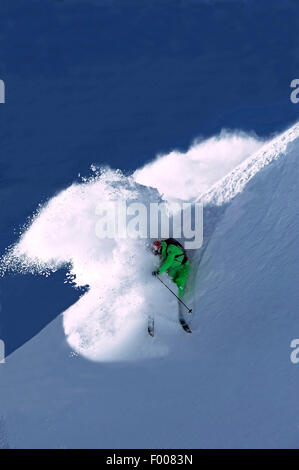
[152,240,162,255]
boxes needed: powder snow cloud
[134,131,264,201]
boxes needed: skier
[151,238,190,299]
[149,238,192,335]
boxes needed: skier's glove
[152,271,158,277]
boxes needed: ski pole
[155,274,192,313]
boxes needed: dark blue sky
[0,0,298,354]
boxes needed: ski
[148,316,154,337]
[178,302,192,333]
[179,318,192,333]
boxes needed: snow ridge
[201,122,299,205]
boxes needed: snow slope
[0,123,299,448]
